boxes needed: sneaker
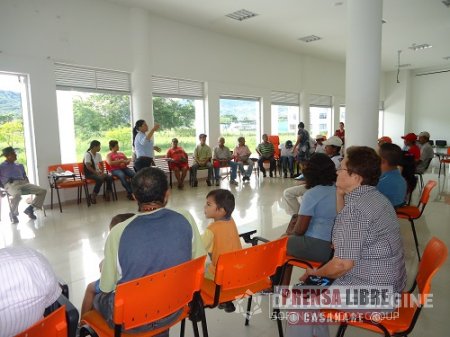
[9,212,19,224]
[230,180,238,185]
[294,174,304,181]
[206,180,212,186]
[218,301,236,313]
[215,179,220,186]
[24,205,37,220]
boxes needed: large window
[219,97,260,153]
[55,64,132,163]
[270,91,299,145]
[152,96,202,154]
[309,94,332,138]
[0,73,31,172]
[152,76,205,154]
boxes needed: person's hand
[336,186,346,197]
[154,146,161,152]
[153,123,160,131]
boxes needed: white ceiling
[107,0,450,72]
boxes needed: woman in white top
[83,140,113,204]
[132,120,161,172]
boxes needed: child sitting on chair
[202,189,242,313]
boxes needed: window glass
[271,104,299,145]
[152,96,202,154]
[56,91,131,162]
[219,97,260,153]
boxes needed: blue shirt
[300,184,337,241]
[0,161,27,186]
[377,169,407,207]
[134,132,154,158]
[117,208,192,285]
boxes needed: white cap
[419,131,430,139]
[323,136,343,147]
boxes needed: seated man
[416,131,434,173]
[0,147,47,223]
[191,134,213,187]
[233,136,254,182]
[213,137,238,186]
[256,134,276,177]
[377,143,407,208]
[279,140,295,178]
[166,138,189,189]
[402,132,420,162]
[91,168,193,334]
[323,136,343,169]
[0,246,62,337]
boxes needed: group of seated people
[0,125,441,337]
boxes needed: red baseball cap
[401,133,417,142]
[377,136,392,144]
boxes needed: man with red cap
[402,133,420,162]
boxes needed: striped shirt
[332,185,407,293]
[256,142,274,158]
[0,247,61,337]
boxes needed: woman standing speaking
[132,120,161,172]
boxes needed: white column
[300,92,310,129]
[130,8,153,126]
[345,0,383,148]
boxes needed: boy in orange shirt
[202,189,242,312]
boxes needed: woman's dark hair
[131,167,168,204]
[206,189,235,218]
[345,146,381,186]
[303,153,337,189]
[133,119,146,147]
[87,140,100,152]
[109,140,118,150]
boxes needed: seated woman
[282,153,337,284]
[106,140,135,200]
[84,140,113,204]
[166,138,189,189]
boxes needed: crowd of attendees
[0,119,440,337]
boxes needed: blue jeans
[280,156,294,175]
[214,161,238,180]
[111,168,135,194]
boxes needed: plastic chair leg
[410,220,421,261]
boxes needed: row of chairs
[21,234,447,337]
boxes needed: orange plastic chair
[321,237,448,337]
[200,237,287,336]
[396,180,437,260]
[15,305,67,337]
[80,256,207,337]
[48,163,90,211]
[438,147,450,177]
[102,161,119,200]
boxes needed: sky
[0,73,22,92]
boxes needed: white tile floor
[1,165,449,336]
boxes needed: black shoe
[206,180,212,186]
[243,176,250,181]
[9,212,19,224]
[24,206,37,220]
[284,173,288,178]
[218,301,236,313]
[193,180,198,187]
[270,172,274,178]
[215,179,220,186]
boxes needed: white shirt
[0,247,61,337]
[84,151,103,173]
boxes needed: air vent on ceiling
[298,35,322,43]
[226,9,258,21]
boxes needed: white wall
[409,70,450,142]
[0,0,348,203]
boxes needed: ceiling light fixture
[409,43,432,51]
[226,9,258,21]
[399,63,411,68]
[298,35,322,43]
